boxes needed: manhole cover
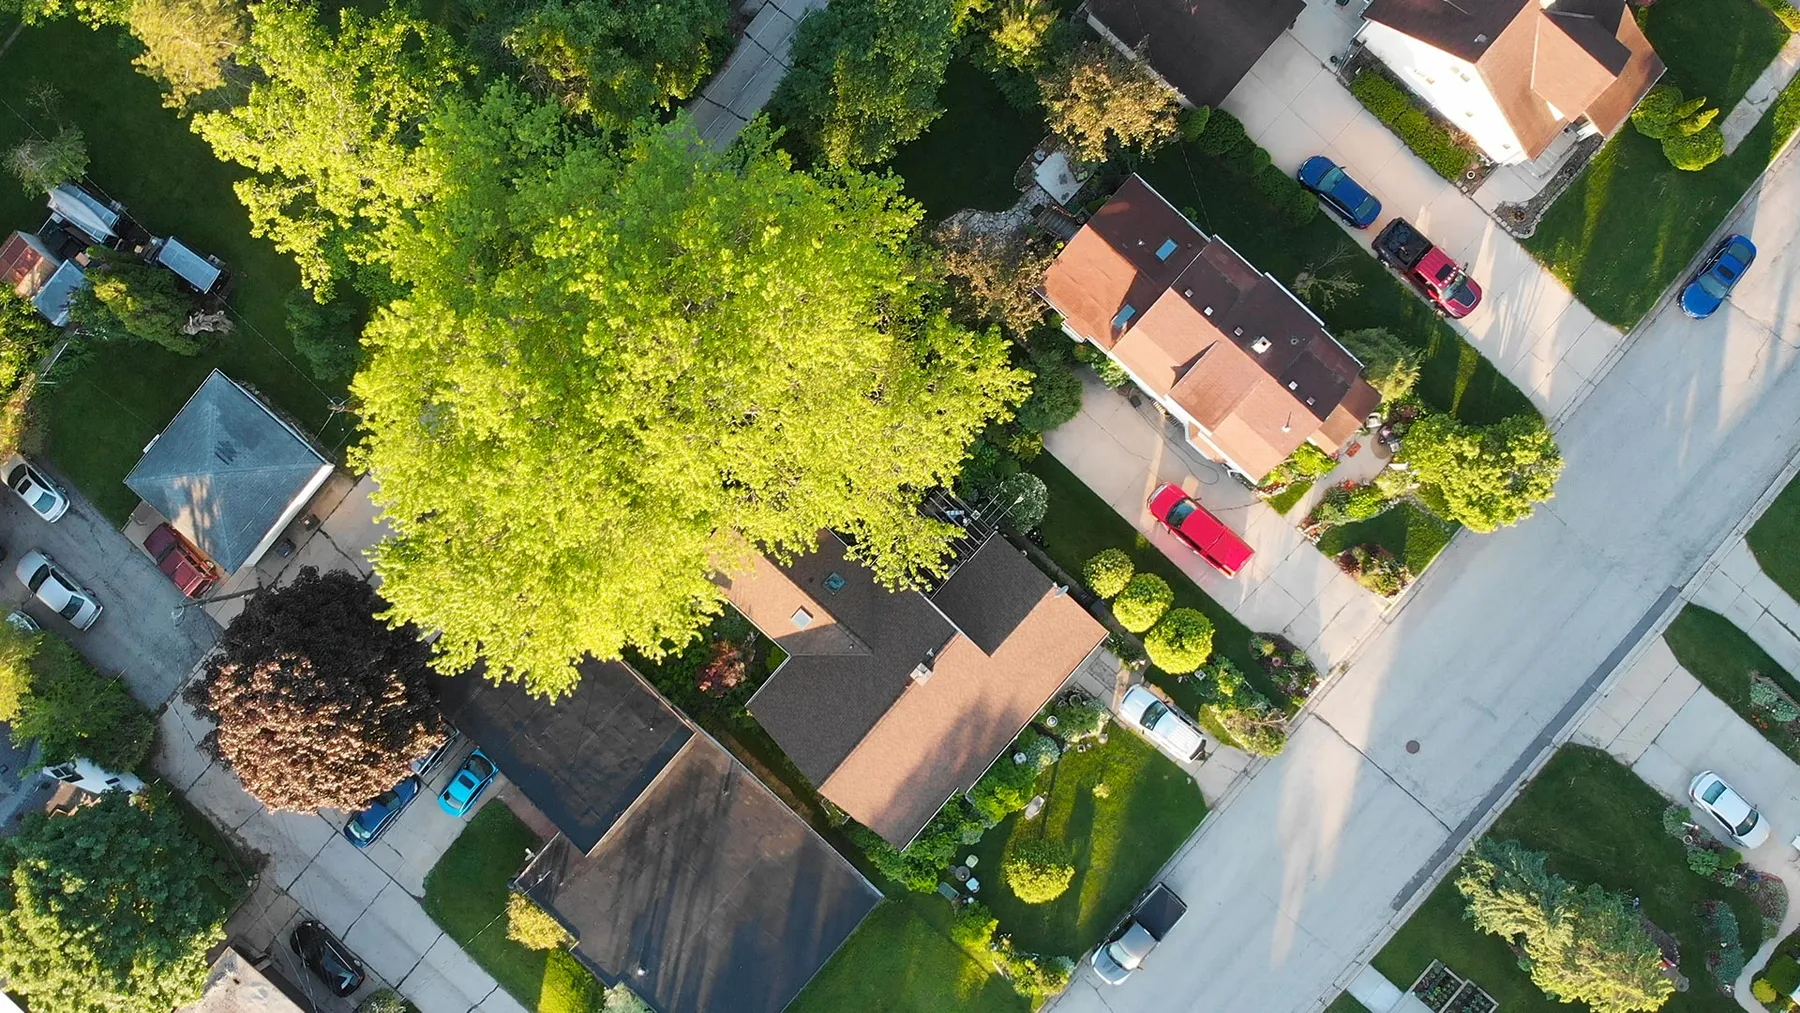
[1405,740,1421,754]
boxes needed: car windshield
[1355,195,1379,219]
[1701,780,1728,805]
[469,756,495,778]
[1736,809,1760,837]
[319,946,359,991]
[1165,500,1196,527]
[1140,701,1168,729]
[1319,167,1345,189]
[26,566,49,593]
[1699,273,1731,298]
[57,597,85,621]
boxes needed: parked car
[1119,686,1207,763]
[5,609,38,633]
[1091,884,1188,985]
[4,457,68,522]
[1148,483,1254,577]
[343,775,423,848]
[1373,219,1482,317]
[1688,771,1771,848]
[289,920,365,998]
[1296,156,1382,228]
[14,550,100,630]
[1679,234,1757,319]
[143,523,219,598]
[44,758,144,795]
[438,748,499,817]
[411,729,463,779]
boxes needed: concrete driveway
[0,461,218,707]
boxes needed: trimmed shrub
[1767,954,1800,995]
[1049,695,1109,741]
[995,940,1076,998]
[1670,95,1709,123]
[1144,608,1216,674]
[1255,162,1291,204]
[1278,181,1322,225]
[1180,105,1212,141]
[1112,573,1173,632]
[1631,83,1685,139]
[1083,548,1135,599]
[968,747,1041,824]
[950,900,998,953]
[507,892,572,950]
[1349,71,1475,180]
[1092,356,1131,388]
[1674,106,1720,136]
[1194,108,1246,155]
[1003,837,1076,903]
[1664,125,1726,171]
[1018,353,1084,432]
[1763,0,1800,31]
[1753,979,1778,1004]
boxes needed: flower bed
[1411,961,1465,1012]
[1446,982,1498,1013]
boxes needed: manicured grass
[1374,746,1764,1013]
[1523,0,1795,328]
[787,899,1029,1013]
[1266,479,1314,517]
[1027,454,1281,717]
[1326,994,1373,1013]
[967,725,1206,956]
[1664,604,1800,758]
[1747,473,1800,603]
[887,57,1044,220]
[1316,501,1458,576]
[1137,145,1535,428]
[0,19,355,521]
[423,803,609,1013]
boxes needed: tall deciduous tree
[197,567,443,812]
[0,620,38,723]
[191,1,464,294]
[1399,413,1563,533]
[12,634,154,772]
[353,90,1024,697]
[126,0,249,109]
[0,789,234,1013]
[771,0,956,167]
[4,127,87,196]
[0,291,54,455]
[1038,41,1178,160]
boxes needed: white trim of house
[1356,21,1531,165]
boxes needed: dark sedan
[290,920,365,997]
[343,775,422,848]
[1296,156,1382,228]
[1679,234,1756,319]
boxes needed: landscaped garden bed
[1409,960,1499,1013]
[1347,67,1483,183]
[1664,605,1800,761]
[1750,927,1800,1010]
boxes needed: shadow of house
[1087,0,1307,109]
[437,660,880,1013]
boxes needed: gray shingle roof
[124,370,330,574]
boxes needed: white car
[1120,686,1207,763]
[1689,771,1771,849]
[4,457,69,522]
[14,550,101,630]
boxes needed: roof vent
[1183,288,1194,298]
[1475,32,1488,43]
[823,571,846,594]
[1251,336,1272,354]
[910,649,937,685]
[1290,336,1302,345]
[1232,327,1244,336]
[790,607,813,630]
[1287,381,1299,391]
[1305,396,1317,406]
[1203,306,1214,316]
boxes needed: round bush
[1179,105,1212,141]
[506,893,571,950]
[1752,979,1777,1005]
[1003,838,1076,904]
[1195,109,1246,155]
[1144,608,1216,674]
[1664,126,1725,171]
[1112,573,1173,632]
[1631,83,1684,139]
[1083,548,1135,599]
[1017,356,1084,432]
[1254,162,1291,204]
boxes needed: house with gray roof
[125,370,333,576]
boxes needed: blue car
[438,748,499,817]
[1296,156,1382,229]
[1680,234,1757,318]
[344,775,422,848]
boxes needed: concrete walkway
[1045,372,1387,671]
[1218,3,1627,421]
[1692,537,1800,676]
[687,0,826,148]
[1346,964,1405,1012]
[1725,34,1800,154]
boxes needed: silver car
[4,458,69,522]
[1689,770,1771,849]
[1120,686,1207,763]
[14,550,100,630]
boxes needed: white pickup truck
[1119,685,1208,763]
[1091,884,1187,984]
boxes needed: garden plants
[1143,608,1214,674]
[1003,837,1077,904]
[1112,573,1173,632]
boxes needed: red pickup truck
[1374,218,1482,318]
[144,523,219,598]
[1148,484,1254,577]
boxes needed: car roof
[1174,508,1254,571]
[1705,780,1753,823]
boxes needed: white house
[1358,0,1665,166]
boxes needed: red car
[1373,218,1482,318]
[1148,484,1254,577]
[144,523,219,598]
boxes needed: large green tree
[68,248,204,355]
[0,790,233,1013]
[191,1,464,294]
[1399,413,1563,533]
[12,634,155,772]
[126,0,249,109]
[0,291,54,455]
[1038,41,1178,160]
[771,0,956,167]
[354,91,1023,697]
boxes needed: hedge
[1762,0,1800,31]
[1349,70,1477,180]
[1194,108,1247,155]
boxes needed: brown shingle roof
[1088,0,1306,107]
[1040,175,1203,349]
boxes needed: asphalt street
[0,461,219,707]
[1049,136,1800,1012]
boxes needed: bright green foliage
[0,293,52,456]
[1338,327,1421,401]
[126,0,248,109]
[1002,837,1075,904]
[354,94,1024,697]
[1111,573,1172,633]
[993,472,1048,530]
[1456,838,1674,1013]
[1083,548,1134,598]
[0,790,233,1013]
[1143,607,1214,674]
[851,800,986,891]
[1687,848,1720,877]
[1049,695,1108,742]
[1631,84,1686,139]
[505,893,571,951]
[357,989,418,1013]
[0,620,40,723]
[1179,105,1211,141]
[1763,0,1800,30]
[1348,70,1477,180]
[1674,106,1720,135]
[1038,41,1178,160]
[192,2,465,294]
[1663,125,1726,170]
[284,287,362,384]
[1754,978,1778,1004]
[993,939,1074,998]
[1015,353,1082,432]
[70,249,202,355]
[5,126,87,195]
[968,749,1041,824]
[13,635,153,772]
[1399,413,1563,533]
[949,900,998,954]
[772,0,956,166]
[985,0,1056,70]
[494,0,727,128]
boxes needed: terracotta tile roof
[1088,0,1306,107]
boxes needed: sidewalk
[1725,34,1800,153]
[1219,6,1627,421]
[687,0,826,147]
[1691,538,1800,676]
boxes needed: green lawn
[886,57,1045,220]
[787,899,1029,1013]
[1747,473,1800,603]
[1316,501,1458,576]
[1374,746,1764,1013]
[1326,994,1373,1013]
[0,19,355,521]
[1266,479,1314,517]
[967,725,1206,956]
[1522,0,1795,328]
[1136,145,1535,428]
[1664,604,1800,759]
[422,803,610,1013]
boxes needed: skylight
[1155,239,1178,261]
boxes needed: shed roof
[180,948,306,1013]
[32,260,85,327]
[0,231,57,299]
[155,237,222,294]
[123,370,331,573]
[46,184,118,245]
[1087,0,1305,107]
